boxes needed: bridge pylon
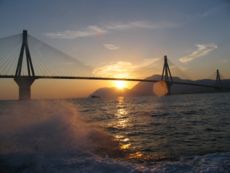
[215,69,222,90]
[14,30,36,100]
[161,55,173,95]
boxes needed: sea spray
[0,100,122,156]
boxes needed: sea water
[0,93,230,172]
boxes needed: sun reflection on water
[114,135,129,142]
[114,96,129,129]
[112,97,166,162]
[109,97,156,161]
[120,143,131,150]
[128,151,144,159]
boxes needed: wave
[0,101,123,160]
[0,101,229,172]
[1,150,229,172]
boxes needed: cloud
[179,43,218,63]
[93,61,134,78]
[46,21,175,39]
[45,25,107,39]
[92,58,160,78]
[104,44,120,50]
[106,21,160,30]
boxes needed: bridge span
[0,74,223,89]
[0,30,227,100]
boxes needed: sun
[115,80,126,90]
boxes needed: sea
[0,92,230,173]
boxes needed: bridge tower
[215,69,222,90]
[161,55,173,95]
[14,30,35,100]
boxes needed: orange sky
[0,79,137,100]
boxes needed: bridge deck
[0,75,226,89]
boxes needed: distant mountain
[89,87,130,98]
[130,75,161,96]
[89,75,230,98]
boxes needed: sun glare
[115,80,126,90]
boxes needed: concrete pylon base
[166,83,172,96]
[14,77,35,100]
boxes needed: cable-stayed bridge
[0,30,228,100]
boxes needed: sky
[0,0,230,99]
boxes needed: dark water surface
[0,92,230,172]
[75,93,230,163]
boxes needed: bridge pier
[14,30,36,100]
[166,82,172,96]
[215,69,222,91]
[161,56,173,96]
[14,77,35,100]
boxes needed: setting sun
[115,80,126,90]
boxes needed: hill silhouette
[90,75,230,97]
